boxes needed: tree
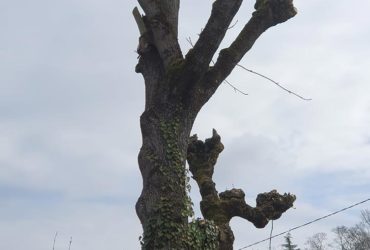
[282,232,300,250]
[305,233,328,250]
[332,210,370,250]
[133,0,297,249]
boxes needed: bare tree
[361,209,370,228]
[305,233,328,250]
[333,226,349,250]
[133,0,297,249]
[332,210,370,250]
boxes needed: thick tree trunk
[136,99,198,249]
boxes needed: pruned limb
[187,129,296,249]
[185,0,243,74]
[187,129,224,201]
[137,0,182,67]
[132,7,147,35]
[202,0,297,97]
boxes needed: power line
[238,197,370,250]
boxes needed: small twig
[68,236,72,250]
[196,28,204,37]
[228,19,239,29]
[237,64,312,101]
[269,220,274,250]
[186,37,194,47]
[52,232,58,250]
[224,79,248,95]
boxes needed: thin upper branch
[203,0,297,94]
[237,64,311,101]
[184,0,243,76]
[137,0,182,67]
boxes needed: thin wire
[238,197,370,250]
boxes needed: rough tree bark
[134,0,297,249]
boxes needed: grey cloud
[2,0,370,249]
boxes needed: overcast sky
[1,0,370,249]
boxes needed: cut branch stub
[187,129,224,200]
[132,7,147,35]
[254,0,297,24]
[256,190,296,220]
[137,0,182,68]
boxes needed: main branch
[187,130,296,249]
[200,0,297,101]
[185,0,243,75]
